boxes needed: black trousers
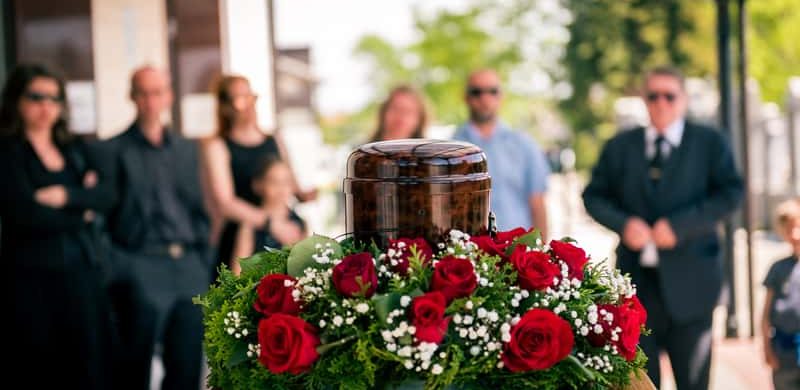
[639,268,713,390]
[108,247,209,390]
[9,262,114,390]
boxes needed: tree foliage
[322,0,568,146]
[325,0,799,171]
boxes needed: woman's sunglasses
[24,91,62,104]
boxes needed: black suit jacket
[99,124,209,251]
[582,122,743,323]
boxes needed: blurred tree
[560,0,799,169]
[322,0,570,146]
[560,0,716,169]
[748,0,800,104]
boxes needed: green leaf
[372,292,402,325]
[239,251,272,275]
[372,289,423,324]
[566,354,596,381]
[504,229,542,257]
[316,335,356,355]
[226,341,250,368]
[287,235,342,278]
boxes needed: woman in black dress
[200,75,314,281]
[0,64,114,389]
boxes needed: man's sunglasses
[467,86,500,98]
[645,92,677,103]
[24,91,62,103]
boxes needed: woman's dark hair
[368,85,428,142]
[0,64,70,143]
[214,74,250,139]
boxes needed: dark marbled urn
[344,139,491,248]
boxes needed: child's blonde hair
[774,197,800,232]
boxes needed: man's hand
[35,185,68,208]
[622,217,651,250]
[652,218,677,249]
[83,170,98,188]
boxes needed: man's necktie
[649,135,667,185]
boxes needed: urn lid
[346,139,489,182]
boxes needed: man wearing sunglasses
[453,69,550,239]
[583,66,743,390]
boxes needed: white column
[219,0,276,132]
[91,0,169,139]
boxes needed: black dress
[0,137,115,389]
[214,136,280,279]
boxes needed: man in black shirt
[101,66,210,390]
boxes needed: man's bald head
[466,69,500,88]
[465,69,502,125]
[129,65,173,123]
[130,66,170,98]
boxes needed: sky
[274,0,470,116]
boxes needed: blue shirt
[453,122,549,231]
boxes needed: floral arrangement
[197,228,649,389]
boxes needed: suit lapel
[630,128,656,201]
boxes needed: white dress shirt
[640,118,685,268]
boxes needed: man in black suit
[582,66,743,390]
[102,66,210,390]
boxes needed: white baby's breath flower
[431,364,444,375]
[355,303,370,314]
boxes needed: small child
[232,157,307,274]
[762,198,800,389]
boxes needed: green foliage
[325,0,567,146]
[748,0,800,103]
[287,235,342,277]
[561,0,798,169]
[200,232,647,389]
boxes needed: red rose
[614,297,647,360]
[257,314,320,374]
[590,297,647,361]
[253,274,301,317]
[430,256,478,303]
[332,252,378,298]
[471,227,529,261]
[502,308,574,372]
[409,292,451,344]
[549,240,589,280]
[387,238,434,275]
[509,246,560,291]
